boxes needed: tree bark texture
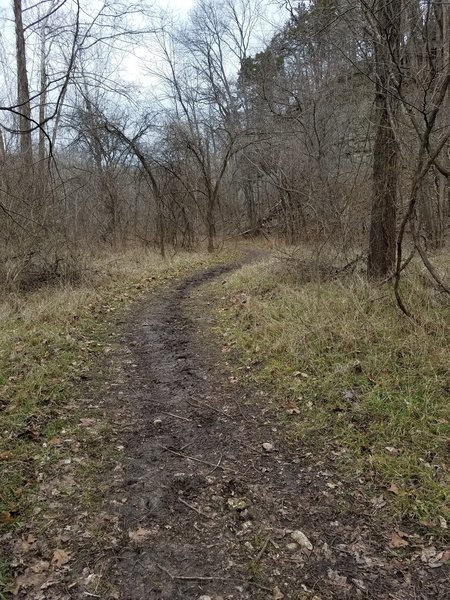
[367,0,401,280]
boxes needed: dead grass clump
[1,246,87,293]
[215,254,450,529]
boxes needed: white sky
[0,0,282,107]
[161,0,194,15]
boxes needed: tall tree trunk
[206,192,216,253]
[367,0,401,280]
[13,0,33,164]
[38,12,51,163]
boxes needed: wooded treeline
[0,0,449,291]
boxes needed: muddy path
[102,260,447,600]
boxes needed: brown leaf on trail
[0,511,15,524]
[49,437,60,446]
[293,371,309,378]
[388,483,401,495]
[13,534,36,554]
[370,495,386,509]
[273,585,285,599]
[51,548,71,568]
[285,403,300,415]
[428,549,450,568]
[128,527,156,542]
[389,532,409,549]
[10,571,47,596]
[0,451,13,460]
[327,569,349,588]
[30,560,50,574]
[420,546,450,567]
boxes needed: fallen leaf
[388,483,401,495]
[370,495,386,509]
[421,546,437,563]
[128,527,156,542]
[30,560,50,574]
[227,497,250,511]
[13,534,36,553]
[438,515,447,530]
[385,446,398,453]
[429,549,450,568]
[327,569,349,588]
[9,570,48,596]
[352,579,366,591]
[293,371,308,378]
[273,586,284,599]
[291,530,313,550]
[0,451,13,460]
[285,404,300,415]
[51,549,71,568]
[420,546,450,567]
[0,511,15,524]
[389,532,409,549]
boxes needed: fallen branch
[207,454,223,476]
[254,537,270,563]
[160,411,192,422]
[156,563,221,582]
[161,446,228,471]
[156,564,272,592]
[178,497,212,519]
[184,398,232,419]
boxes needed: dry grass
[0,246,239,594]
[214,251,450,531]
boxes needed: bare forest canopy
[0,0,449,305]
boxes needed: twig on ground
[184,398,232,419]
[160,411,192,422]
[180,441,194,452]
[156,564,222,582]
[161,446,228,471]
[254,537,270,563]
[239,441,264,455]
[156,564,273,592]
[178,497,212,519]
[207,453,224,475]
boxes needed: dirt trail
[102,260,447,600]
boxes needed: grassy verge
[212,254,449,533]
[0,247,238,595]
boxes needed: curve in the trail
[106,260,446,600]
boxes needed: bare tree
[366,0,401,280]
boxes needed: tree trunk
[206,193,215,253]
[367,0,401,280]
[13,0,33,164]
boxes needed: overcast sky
[0,0,195,14]
[0,0,282,105]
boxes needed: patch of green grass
[0,556,13,599]
[212,256,450,532]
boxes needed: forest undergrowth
[212,245,450,537]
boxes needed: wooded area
[1,2,449,597]
[0,0,448,304]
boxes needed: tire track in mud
[105,260,448,600]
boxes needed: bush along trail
[2,254,449,599]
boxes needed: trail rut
[101,260,448,600]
